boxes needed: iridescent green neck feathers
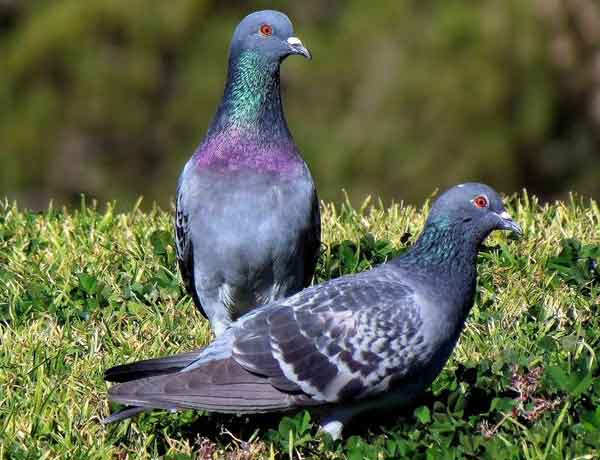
[209,51,289,138]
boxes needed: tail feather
[107,358,300,415]
[104,350,202,383]
[101,406,148,424]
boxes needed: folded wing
[233,273,427,403]
[175,178,206,318]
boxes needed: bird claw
[318,419,344,440]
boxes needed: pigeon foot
[318,406,360,440]
[319,419,344,440]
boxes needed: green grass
[1,192,599,460]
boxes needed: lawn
[0,192,599,459]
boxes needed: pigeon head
[426,183,522,243]
[399,183,522,277]
[230,10,311,61]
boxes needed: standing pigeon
[104,183,522,439]
[176,10,320,336]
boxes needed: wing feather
[104,350,202,383]
[175,179,207,318]
[108,358,306,414]
[301,190,321,287]
[233,273,429,403]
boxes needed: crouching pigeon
[176,10,320,336]
[104,183,522,439]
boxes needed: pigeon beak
[496,211,523,237]
[287,36,311,59]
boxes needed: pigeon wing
[175,178,207,318]
[301,189,321,287]
[233,273,428,404]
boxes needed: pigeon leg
[199,298,231,337]
[318,405,362,440]
[212,319,231,337]
[318,390,418,440]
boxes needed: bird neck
[393,220,481,325]
[395,219,480,300]
[197,50,301,173]
[209,50,291,141]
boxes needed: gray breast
[183,168,319,326]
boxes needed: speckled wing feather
[175,179,206,318]
[232,272,429,404]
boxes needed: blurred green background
[1,0,599,209]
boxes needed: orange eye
[473,195,489,209]
[259,24,273,36]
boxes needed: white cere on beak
[498,211,512,220]
[287,37,303,46]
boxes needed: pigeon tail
[101,406,148,425]
[104,350,202,383]
[107,358,305,414]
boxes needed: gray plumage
[105,183,522,438]
[175,10,319,336]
